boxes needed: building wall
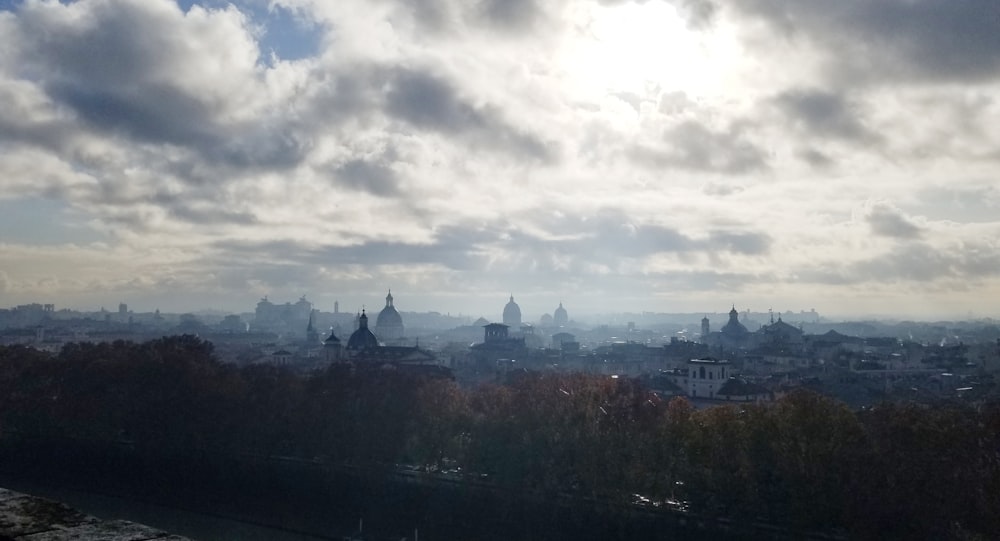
[687,360,730,399]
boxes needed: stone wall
[0,488,190,541]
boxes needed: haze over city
[2,0,999,320]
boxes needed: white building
[686,357,731,399]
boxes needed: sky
[1,0,999,321]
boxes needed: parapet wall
[0,488,190,541]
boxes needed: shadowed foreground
[0,487,191,540]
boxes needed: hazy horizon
[7,294,997,325]
[2,0,999,322]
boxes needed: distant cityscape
[3,292,999,409]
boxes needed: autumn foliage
[1,339,998,539]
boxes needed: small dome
[721,306,748,335]
[347,310,379,350]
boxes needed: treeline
[1,338,998,539]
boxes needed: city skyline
[3,293,989,325]
[2,0,999,320]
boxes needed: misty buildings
[702,306,763,351]
[325,307,439,368]
[252,295,312,333]
[759,316,805,348]
[471,323,527,370]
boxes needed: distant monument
[553,302,568,327]
[503,295,522,328]
[375,290,405,342]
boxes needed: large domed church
[503,295,522,328]
[553,302,568,327]
[375,290,405,342]
[326,293,437,369]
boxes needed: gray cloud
[386,69,487,132]
[214,211,773,281]
[0,82,78,155]
[215,233,487,273]
[801,240,1000,286]
[11,0,310,175]
[911,185,1000,223]
[399,0,548,35]
[865,202,923,239]
[658,269,759,291]
[796,147,833,168]
[47,80,213,146]
[629,120,768,174]
[384,68,555,162]
[598,0,715,27]
[211,261,323,292]
[702,183,744,197]
[150,191,259,226]
[658,91,697,116]
[708,231,772,255]
[525,210,774,260]
[403,0,455,33]
[773,89,880,145]
[730,0,1000,84]
[17,2,215,144]
[475,0,543,30]
[334,158,401,197]
[674,0,717,27]
[209,129,311,171]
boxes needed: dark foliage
[1,339,997,539]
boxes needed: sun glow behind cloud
[558,2,741,102]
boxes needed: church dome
[503,295,522,327]
[375,290,405,341]
[376,291,403,328]
[347,310,380,350]
[721,306,749,335]
[553,302,568,327]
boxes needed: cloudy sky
[1,0,999,320]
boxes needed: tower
[324,327,343,361]
[306,310,320,343]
